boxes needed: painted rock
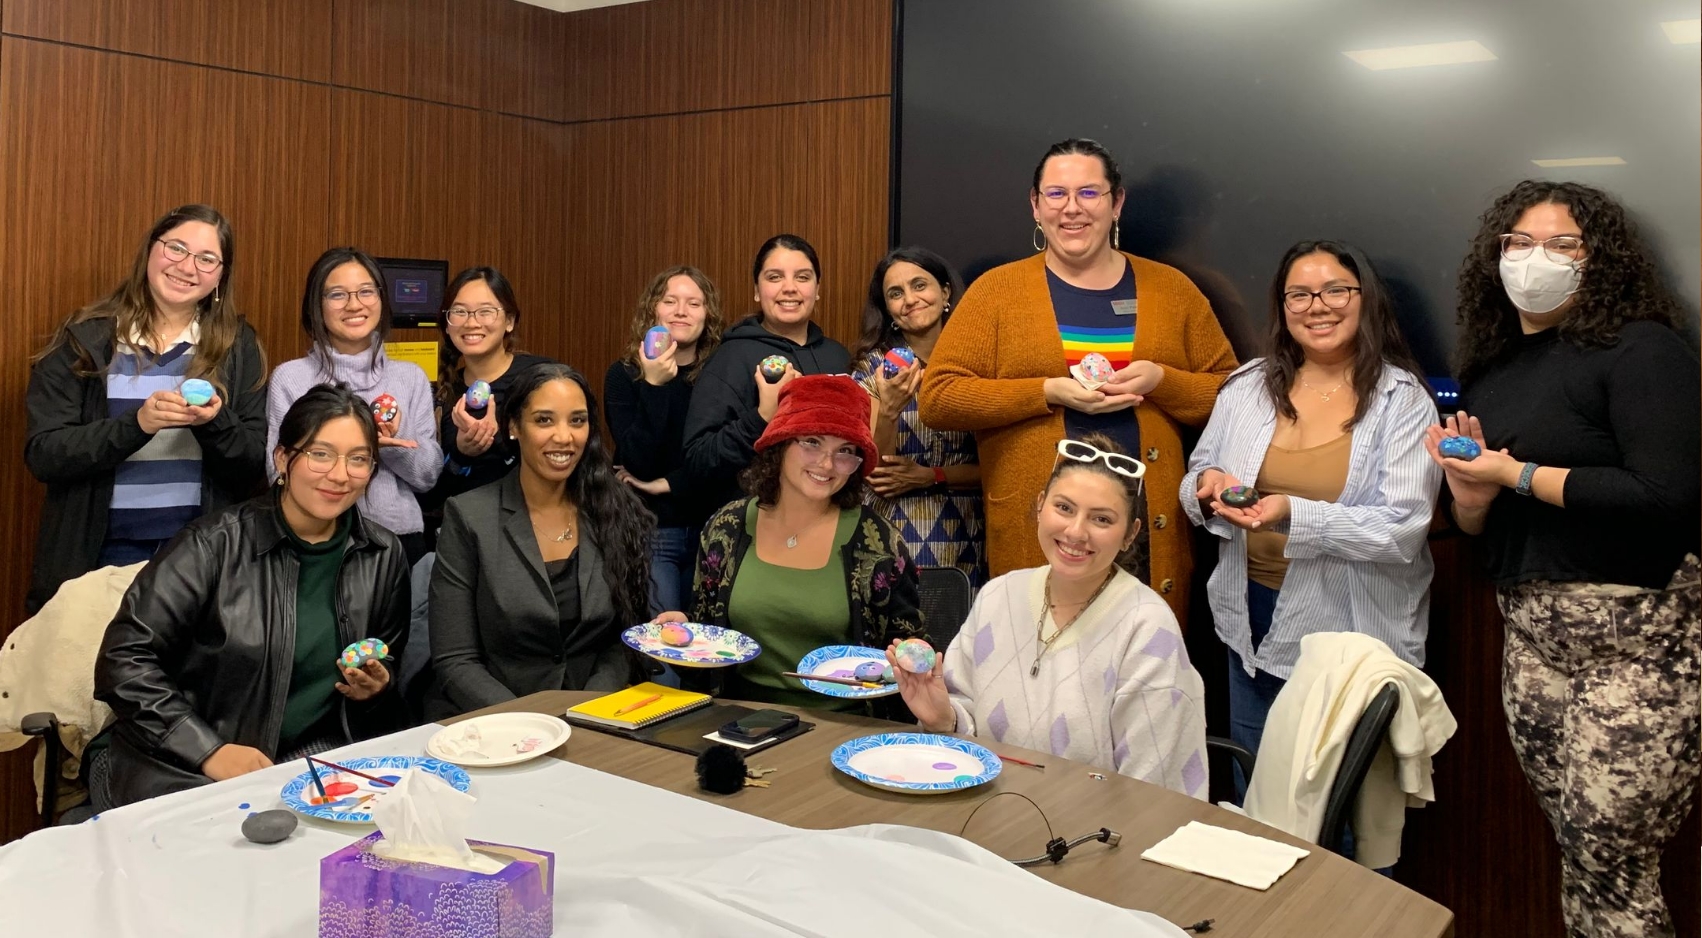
[1070,353,1116,390]
[759,355,790,383]
[1220,485,1260,509]
[370,394,399,424]
[659,623,694,647]
[464,380,492,414]
[893,638,937,674]
[882,664,896,683]
[1438,436,1482,461]
[340,638,389,669]
[853,661,888,682]
[881,346,917,378]
[643,325,674,359]
[241,809,298,845]
[180,378,215,406]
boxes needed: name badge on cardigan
[1110,299,1137,316]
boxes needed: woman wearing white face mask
[1427,180,1698,938]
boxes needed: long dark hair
[34,203,260,399]
[1261,240,1425,429]
[501,363,653,628]
[1455,179,1681,383]
[621,265,724,381]
[436,266,523,407]
[301,247,393,382]
[852,246,964,360]
[274,383,381,480]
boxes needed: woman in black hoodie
[682,234,851,510]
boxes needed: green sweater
[278,514,350,751]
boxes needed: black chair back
[1316,682,1402,853]
[916,566,974,650]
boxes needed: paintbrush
[305,757,328,800]
[309,756,398,788]
[781,671,884,689]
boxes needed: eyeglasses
[1038,186,1108,206]
[445,305,504,325]
[794,437,864,474]
[1499,233,1585,263]
[1055,439,1146,484]
[295,447,375,478]
[324,287,379,307]
[1283,286,1361,313]
[157,239,223,273]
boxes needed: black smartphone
[720,709,800,744]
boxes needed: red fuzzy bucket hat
[753,374,878,477]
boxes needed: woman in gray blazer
[427,363,664,719]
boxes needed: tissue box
[319,832,554,938]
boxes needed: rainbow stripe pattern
[1059,323,1134,371]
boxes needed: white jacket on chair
[1244,632,1456,868]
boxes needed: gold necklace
[529,506,575,543]
[1300,375,1346,403]
[1032,568,1116,676]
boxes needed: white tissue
[370,768,506,874]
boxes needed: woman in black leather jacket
[90,385,411,809]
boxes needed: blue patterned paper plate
[281,756,471,824]
[622,622,761,668]
[796,645,899,699]
[831,733,1002,795]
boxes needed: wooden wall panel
[2,0,333,81]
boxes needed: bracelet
[1515,462,1538,497]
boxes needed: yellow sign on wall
[384,341,440,381]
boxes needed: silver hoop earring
[1112,221,1120,251]
[1032,224,1046,252]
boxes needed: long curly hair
[1262,240,1426,429]
[1456,180,1681,382]
[501,363,654,628]
[851,246,964,361]
[620,265,724,381]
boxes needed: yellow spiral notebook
[563,682,713,731]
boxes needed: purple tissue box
[319,832,554,938]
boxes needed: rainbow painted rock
[1220,485,1260,508]
[1071,352,1116,390]
[180,378,215,406]
[853,661,889,682]
[759,355,790,383]
[370,394,399,424]
[659,623,694,647]
[643,325,674,359]
[881,346,917,378]
[340,638,389,669]
[464,380,492,413]
[893,638,937,674]
[1438,436,1482,461]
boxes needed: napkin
[369,768,505,874]
[1139,821,1310,890]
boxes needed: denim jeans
[648,526,699,618]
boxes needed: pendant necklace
[1032,568,1116,676]
[1300,374,1346,403]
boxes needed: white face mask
[1499,252,1582,315]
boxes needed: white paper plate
[425,713,572,768]
[831,733,1001,795]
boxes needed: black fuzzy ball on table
[696,744,748,794]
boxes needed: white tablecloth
[0,725,1187,936]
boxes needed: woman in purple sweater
[267,247,442,563]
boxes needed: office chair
[916,566,975,650]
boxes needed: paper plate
[795,645,899,699]
[831,733,1002,794]
[425,713,572,768]
[621,622,761,668]
[281,756,470,824]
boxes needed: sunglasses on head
[1055,439,1146,484]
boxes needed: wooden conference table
[449,691,1454,937]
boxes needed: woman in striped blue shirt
[1181,240,1440,785]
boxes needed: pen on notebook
[781,671,881,689]
[305,757,328,799]
[613,693,662,716]
[309,756,397,787]
[995,753,1045,770]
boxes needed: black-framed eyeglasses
[445,305,504,325]
[1283,286,1361,313]
[794,437,864,474]
[1499,233,1585,263]
[157,239,223,273]
[324,287,379,307]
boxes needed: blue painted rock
[241,809,298,845]
[759,355,790,383]
[881,346,916,377]
[853,661,888,682]
[370,394,399,424]
[464,380,492,415]
[1220,485,1260,508]
[894,638,937,674]
[659,623,694,647]
[1438,436,1482,461]
[340,638,389,669]
[643,325,674,359]
[180,378,215,406]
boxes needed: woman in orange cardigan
[919,138,1236,623]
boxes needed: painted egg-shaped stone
[1220,485,1260,508]
[894,638,937,674]
[340,638,389,669]
[881,346,917,378]
[464,380,492,411]
[853,661,888,682]
[643,326,674,360]
[659,623,694,647]
[370,394,400,424]
[180,378,215,406]
[1438,436,1482,461]
[759,355,790,383]
[1078,353,1115,384]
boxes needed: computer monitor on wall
[374,257,448,329]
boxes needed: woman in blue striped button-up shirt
[1181,240,1440,785]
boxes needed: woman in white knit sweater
[888,434,1208,799]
